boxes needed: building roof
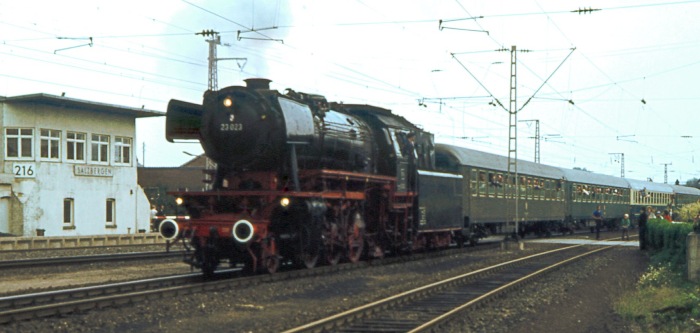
[0,93,163,118]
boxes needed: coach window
[40,129,61,161]
[535,179,544,200]
[618,188,624,203]
[602,187,609,203]
[5,128,34,160]
[66,132,86,162]
[518,177,525,198]
[617,189,623,203]
[91,134,110,164]
[541,180,548,200]
[106,199,116,228]
[488,172,496,197]
[472,170,480,197]
[495,174,504,197]
[63,198,75,230]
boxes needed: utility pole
[608,153,625,177]
[446,33,574,240]
[507,45,519,239]
[196,30,221,91]
[520,119,540,163]
[197,29,247,91]
[661,162,673,184]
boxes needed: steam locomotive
[160,78,466,275]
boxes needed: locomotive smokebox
[244,78,271,90]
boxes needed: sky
[1,0,699,184]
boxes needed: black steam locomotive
[160,79,466,275]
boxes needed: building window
[106,199,116,226]
[91,134,109,164]
[63,198,74,228]
[5,128,34,160]
[67,132,86,162]
[114,137,132,165]
[40,129,61,160]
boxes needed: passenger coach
[561,168,629,230]
[435,143,566,237]
[626,179,674,218]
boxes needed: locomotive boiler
[160,78,467,275]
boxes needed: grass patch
[615,262,700,332]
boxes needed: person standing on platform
[638,206,651,250]
[592,205,604,240]
[150,205,158,232]
[620,213,631,241]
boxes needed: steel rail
[0,242,171,254]
[409,245,612,332]
[0,240,506,324]
[0,251,184,269]
[0,269,241,324]
[282,242,617,333]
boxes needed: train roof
[436,144,700,194]
[559,168,629,188]
[669,184,700,196]
[624,178,674,193]
[435,144,565,179]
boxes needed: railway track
[0,251,184,270]
[0,242,504,324]
[282,243,617,333]
[0,270,238,324]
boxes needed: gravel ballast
[2,242,648,333]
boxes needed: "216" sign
[13,163,35,178]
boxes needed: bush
[646,219,693,268]
[678,202,700,222]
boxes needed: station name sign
[74,165,113,177]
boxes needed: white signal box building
[0,93,163,236]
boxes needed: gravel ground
[0,244,188,296]
[0,243,179,261]
[2,241,648,333]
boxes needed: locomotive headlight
[222,97,233,107]
[280,197,290,207]
[175,197,184,205]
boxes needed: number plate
[220,123,243,131]
[13,163,36,178]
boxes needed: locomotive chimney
[244,78,271,90]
